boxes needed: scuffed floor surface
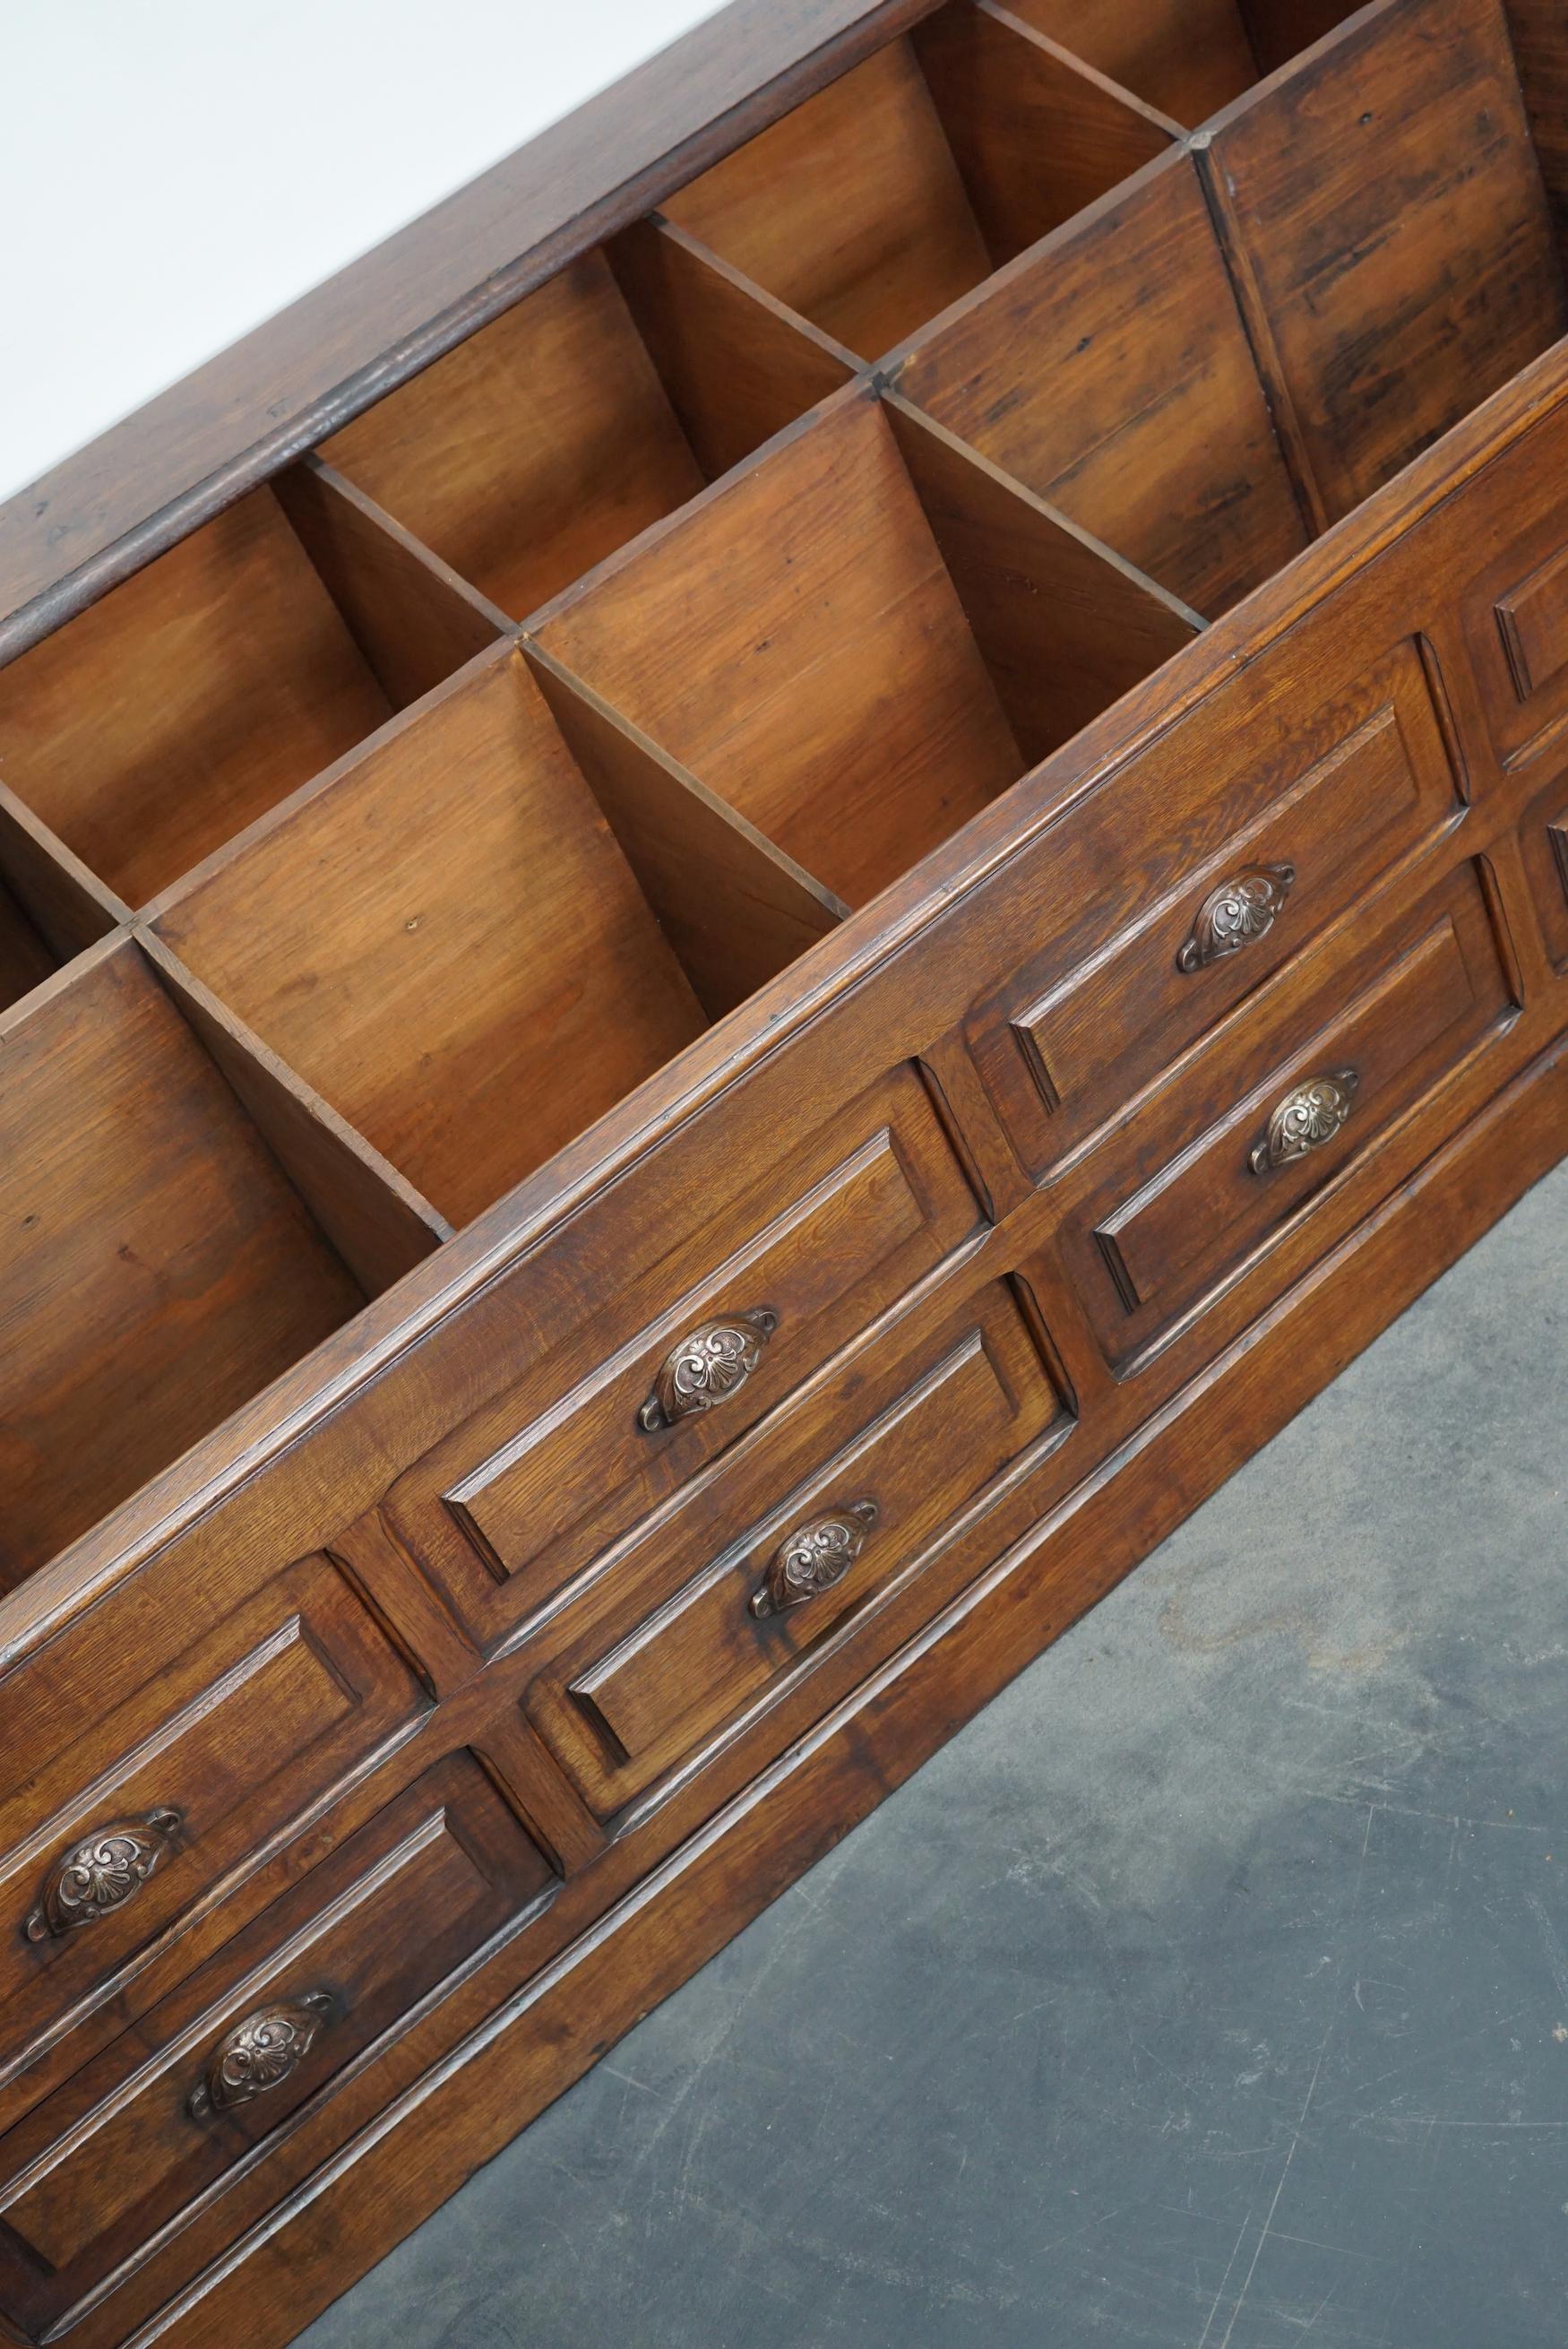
[302,1158,1568,2349]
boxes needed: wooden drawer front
[1519,776,1568,972]
[386,1060,983,1643]
[969,634,1461,1179]
[0,1554,424,2097]
[1448,399,1568,773]
[0,1750,554,2342]
[1062,859,1517,1371]
[526,1279,1064,1825]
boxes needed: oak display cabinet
[3,0,1568,2340]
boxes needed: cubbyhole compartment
[659,2,1174,360]
[892,150,1313,617]
[529,387,1202,916]
[0,937,444,1591]
[0,880,55,1012]
[320,220,857,625]
[152,643,788,1229]
[0,466,504,909]
[1197,0,1568,526]
[0,782,124,1013]
[1000,0,1370,126]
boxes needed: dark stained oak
[892,151,1312,615]
[4,3,1568,2342]
[1200,0,1568,522]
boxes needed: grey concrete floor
[302,1159,1568,2349]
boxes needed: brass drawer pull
[638,1308,779,1432]
[25,1807,182,1942]
[187,1991,335,2118]
[751,1498,879,1619]
[1249,1068,1360,1175]
[1177,863,1297,972]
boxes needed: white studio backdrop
[0,0,727,505]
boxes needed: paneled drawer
[1517,772,1568,973]
[967,632,1463,1178]
[384,1059,984,1647]
[0,1552,425,2112]
[0,1750,556,2345]
[1448,396,1568,773]
[1059,857,1517,1371]
[523,1275,1066,1827]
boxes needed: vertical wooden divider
[1499,0,1568,254]
[883,395,1204,764]
[1195,0,1567,525]
[523,642,847,1020]
[608,217,860,479]
[913,0,1179,263]
[886,149,1315,617]
[0,782,126,963]
[275,460,510,708]
[141,933,452,1296]
[1241,0,1373,75]
[1190,134,1334,537]
[996,0,1262,128]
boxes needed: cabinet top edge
[0,0,938,664]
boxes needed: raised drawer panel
[1518,775,1568,971]
[1446,397,1568,773]
[0,1555,425,2107]
[0,1751,555,2345]
[1496,544,1568,705]
[384,1059,985,1646]
[1061,858,1518,1370]
[524,1277,1064,1826]
[968,631,1462,1179]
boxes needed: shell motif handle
[638,1308,779,1432]
[750,1498,879,1620]
[1177,864,1296,973]
[187,1991,335,2119]
[1249,1068,1360,1175]
[24,1808,182,1942]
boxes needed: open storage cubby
[0,467,501,907]
[1001,0,1373,126]
[320,222,858,623]
[151,645,718,1228]
[3,0,1568,1610]
[527,386,1201,912]
[0,935,443,1592]
[890,148,1312,616]
[887,0,1568,606]
[0,783,120,1014]
[1186,0,1568,522]
[658,3,1175,358]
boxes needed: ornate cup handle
[638,1308,779,1432]
[751,1498,879,1619]
[187,1991,335,2119]
[1177,864,1296,973]
[1249,1068,1360,1175]
[25,1807,183,1942]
